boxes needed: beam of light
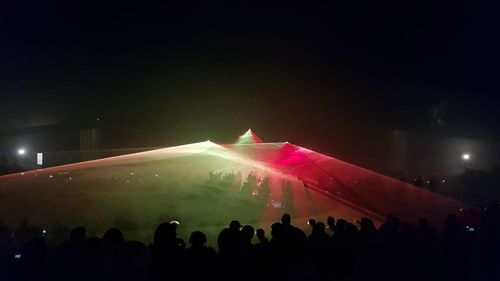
[0,141,214,179]
[0,138,470,232]
[270,142,469,228]
[205,142,296,180]
[236,129,263,144]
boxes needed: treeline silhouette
[1,201,500,281]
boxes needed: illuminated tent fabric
[0,137,469,246]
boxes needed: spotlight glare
[462,153,470,160]
[17,148,26,155]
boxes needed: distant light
[442,179,446,183]
[462,153,470,160]
[37,153,43,165]
[17,148,26,155]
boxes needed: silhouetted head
[229,220,242,231]
[327,216,335,227]
[345,223,358,234]
[360,218,375,231]
[316,222,326,232]
[189,231,207,248]
[154,222,177,245]
[271,222,282,238]
[70,227,86,242]
[281,214,291,226]
[102,228,124,247]
[241,225,254,241]
[336,219,348,231]
[256,228,266,242]
[308,219,316,228]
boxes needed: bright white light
[37,153,43,165]
[462,153,470,160]
[17,148,26,155]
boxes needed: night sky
[1,0,499,149]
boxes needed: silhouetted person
[217,220,245,278]
[184,231,217,279]
[149,222,184,279]
[106,240,150,281]
[251,228,271,277]
[327,216,336,234]
[308,218,316,229]
[241,225,255,254]
[280,214,308,263]
[102,228,124,253]
[309,222,330,253]
[217,220,243,259]
[47,226,89,281]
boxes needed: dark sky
[1,0,499,148]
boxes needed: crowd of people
[208,171,292,204]
[1,200,499,281]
